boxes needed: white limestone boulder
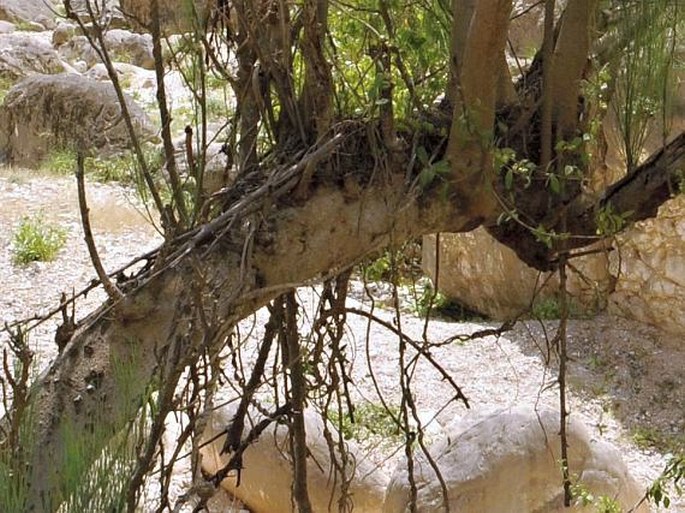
[57,29,154,70]
[0,73,156,167]
[0,32,68,79]
[0,0,56,26]
[201,404,389,513]
[383,406,648,513]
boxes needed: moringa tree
[1,0,683,511]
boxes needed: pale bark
[446,0,512,219]
[7,2,685,511]
[23,162,481,511]
[550,0,600,138]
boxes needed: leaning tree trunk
[4,0,684,509]
[20,122,685,512]
[21,158,483,511]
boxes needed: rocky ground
[1,169,683,512]
[0,2,682,511]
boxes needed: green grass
[0,74,16,104]
[41,147,162,185]
[530,295,588,320]
[12,213,67,265]
[329,402,402,443]
[414,283,485,321]
[13,20,42,32]
[632,425,685,454]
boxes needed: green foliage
[571,480,622,512]
[632,426,669,451]
[596,203,633,236]
[0,74,15,104]
[328,0,451,117]
[13,20,42,32]
[612,0,680,171]
[647,454,684,509]
[363,252,394,282]
[42,148,76,175]
[532,296,563,319]
[42,147,162,185]
[12,213,67,265]
[531,296,585,320]
[329,402,402,443]
[361,242,422,283]
[414,284,484,321]
[495,147,535,191]
[416,145,451,190]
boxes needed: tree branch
[76,152,124,302]
[486,131,685,270]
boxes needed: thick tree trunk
[6,1,684,510]
[20,123,685,510]
[22,159,482,511]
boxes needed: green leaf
[418,167,436,188]
[416,146,429,166]
[504,168,514,190]
[549,174,561,194]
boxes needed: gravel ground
[1,170,683,512]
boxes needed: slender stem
[557,254,572,506]
[150,0,189,227]
[540,0,556,171]
[284,292,313,513]
[76,152,124,302]
[64,0,166,219]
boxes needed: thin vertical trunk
[284,293,314,513]
[540,0,556,172]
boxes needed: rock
[0,32,68,79]
[609,194,685,334]
[0,73,157,167]
[0,19,13,33]
[120,0,213,34]
[52,21,76,47]
[422,230,612,319]
[102,29,154,69]
[172,137,236,196]
[424,195,685,333]
[0,0,56,26]
[63,0,129,30]
[383,407,647,513]
[201,404,389,513]
[58,29,154,70]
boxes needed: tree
[1,0,683,511]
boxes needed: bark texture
[3,0,683,510]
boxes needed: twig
[150,0,189,227]
[76,151,124,302]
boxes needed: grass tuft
[12,213,67,265]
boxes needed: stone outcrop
[0,73,156,167]
[0,32,68,79]
[0,0,56,28]
[422,231,613,319]
[609,194,685,334]
[120,0,213,34]
[201,405,389,513]
[423,192,685,333]
[57,29,155,70]
[383,407,647,513]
